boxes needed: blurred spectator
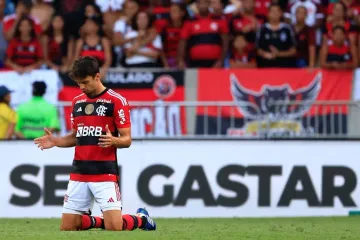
[113,0,140,66]
[0,0,7,67]
[229,0,263,51]
[30,0,54,33]
[159,3,187,68]
[52,0,85,40]
[229,34,256,68]
[178,0,229,68]
[5,16,44,73]
[0,86,16,140]
[3,0,42,41]
[256,3,297,68]
[82,2,112,39]
[323,1,357,49]
[95,0,123,40]
[150,0,172,24]
[189,0,241,17]
[15,81,60,139]
[95,0,124,12]
[124,11,162,67]
[210,0,227,18]
[320,26,357,69]
[74,16,112,79]
[293,6,316,67]
[254,0,272,22]
[327,0,360,20]
[44,14,73,73]
[284,0,324,28]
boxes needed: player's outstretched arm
[34,128,77,150]
[98,125,131,149]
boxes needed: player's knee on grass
[102,210,123,231]
[60,214,82,231]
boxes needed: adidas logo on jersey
[77,107,82,112]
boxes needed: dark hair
[132,11,154,31]
[170,3,189,22]
[32,81,47,97]
[332,25,346,34]
[14,16,37,39]
[334,1,347,13]
[83,1,102,16]
[17,0,33,10]
[83,16,104,36]
[268,3,282,11]
[46,14,65,38]
[68,56,100,80]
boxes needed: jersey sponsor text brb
[70,88,131,182]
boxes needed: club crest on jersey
[96,105,108,116]
[85,104,94,115]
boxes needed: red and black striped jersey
[80,38,105,66]
[322,21,357,40]
[6,38,43,67]
[180,15,228,61]
[326,40,352,63]
[70,88,131,182]
[160,20,183,59]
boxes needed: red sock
[81,215,104,230]
[122,214,144,231]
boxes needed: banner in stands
[196,69,353,137]
[58,70,186,137]
[0,140,359,218]
[0,70,60,107]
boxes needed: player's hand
[34,128,56,150]
[98,125,115,148]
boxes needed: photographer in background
[15,81,60,139]
[0,85,16,140]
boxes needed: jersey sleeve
[180,20,191,40]
[256,26,266,50]
[70,100,75,131]
[114,97,131,129]
[219,18,229,34]
[3,18,12,33]
[34,22,42,35]
[308,27,316,45]
[6,40,15,58]
[153,35,163,51]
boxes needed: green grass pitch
[0,217,360,240]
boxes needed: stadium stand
[1,0,360,139]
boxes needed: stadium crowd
[1,0,360,140]
[0,0,359,72]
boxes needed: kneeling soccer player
[34,56,156,231]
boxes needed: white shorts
[63,180,122,215]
